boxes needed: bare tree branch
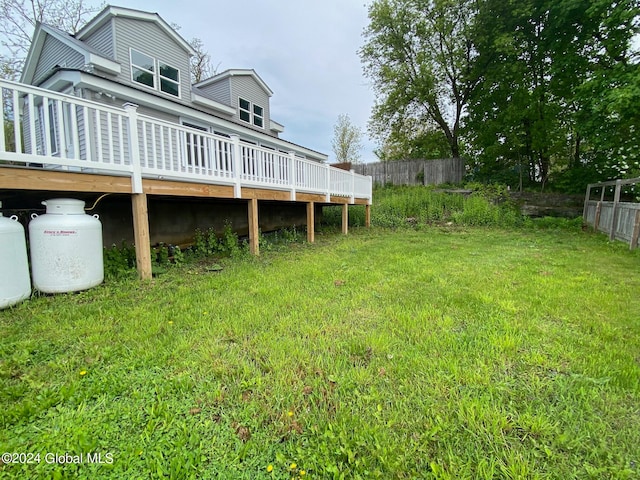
[0,0,103,79]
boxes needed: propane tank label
[43,230,79,236]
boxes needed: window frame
[130,48,181,98]
[237,97,265,129]
[253,104,264,128]
[238,98,251,123]
[159,62,180,97]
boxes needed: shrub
[103,242,136,279]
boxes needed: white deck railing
[0,79,372,202]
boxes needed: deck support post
[365,204,371,228]
[342,203,348,235]
[131,193,152,280]
[248,197,259,256]
[307,201,315,243]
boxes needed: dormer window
[253,104,264,127]
[239,98,251,123]
[130,49,180,97]
[238,97,264,128]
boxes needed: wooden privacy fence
[353,158,465,186]
[583,177,640,250]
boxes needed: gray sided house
[1,4,372,278]
[20,5,324,162]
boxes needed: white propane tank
[29,198,104,293]
[0,213,31,309]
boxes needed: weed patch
[322,184,524,229]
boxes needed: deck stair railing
[0,78,372,202]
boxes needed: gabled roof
[195,69,274,97]
[21,22,121,84]
[76,5,196,56]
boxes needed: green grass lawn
[1,226,639,479]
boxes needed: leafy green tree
[332,114,363,164]
[572,0,640,180]
[375,117,451,161]
[467,0,639,190]
[360,0,480,159]
[467,0,564,188]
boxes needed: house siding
[112,17,192,101]
[33,36,85,84]
[230,76,272,136]
[138,105,179,123]
[198,80,231,106]
[82,20,114,58]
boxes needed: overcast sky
[111,0,377,163]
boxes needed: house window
[131,50,155,88]
[238,97,264,128]
[239,98,251,123]
[130,49,180,97]
[159,63,179,96]
[253,104,264,127]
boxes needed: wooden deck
[0,79,372,279]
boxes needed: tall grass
[322,184,523,229]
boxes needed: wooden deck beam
[142,178,234,198]
[0,168,132,193]
[330,195,351,205]
[297,192,326,203]
[242,187,290,201]
[0,167,371,204]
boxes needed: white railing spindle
[27,93,37,155]
[106,112,114,163]
[13,89,22,154]
[43,97,52,156]
[94,109,103,164]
